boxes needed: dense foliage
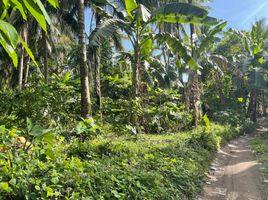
[0,0,267,199]
[0,120,254,199]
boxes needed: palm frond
[89,18,129,47]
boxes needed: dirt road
[200,125,268,200]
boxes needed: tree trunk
[94,49,101,111]
[130,49,141,132]
[188,0,202,127]
[18,22,28,91]
[216,72,226,105]
[78,0,92,119]
[248,88,257,122]
[94,14,102,113]
[42,29,48,83]
[23,57,30,87]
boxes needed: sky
[207,0,268,30]
[85,0,268,33]
[85,0,268,50]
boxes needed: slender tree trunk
[248,88,257,122]
[42,29,48,83]
[131,48,141,132]
[215,72,226,105]
[262,91,266,116]
[187,0,202,127]
[78,0,92,119]
[94,14,102,113]
[23,57,30,87]
[18,22,28,91]
[88,57,94,93]
[94,49,101,111]
[18,45,25,91]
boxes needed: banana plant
[91,0,220,130]
[122,0,219,130]
[231,20,268,122]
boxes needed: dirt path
[200,124,268,200]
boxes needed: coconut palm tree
[78,0,92,118]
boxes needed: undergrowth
[250,133,268,177]
[0,122,254,199]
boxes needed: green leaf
[0,182,9,192]
[0,32,18,66]
[3,0,9,8]
[203,114,210,127]
[26,118,33,131]
[46,0,59,8]
[258,57,264,64]
[0,10,8,20]
[46,186,53,197]
[9,179,16,185]
[237,97,243,102]
[200,16,220,26]
[141,37,152,56]
[156,33,198,70]
[198,21,227,54]
[35,185,41,191]
[11,0,27,19]
[209,21,227,36]
[188,58,198,70]
[90,19,128,47]
[19,36,37,65]
[36,0,51,25]
[124,0,138,18]
[0,19,19,48]
[23,0,47,31]
[152,3,208,24]
[45,148,55,159]
[253,46,261,55]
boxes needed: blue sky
[86,0,268,33]
[207,0,268,30]
[85,0,268,50]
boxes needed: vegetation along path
[200,121,268,200]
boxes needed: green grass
[250,133,268,176]
[0,123,253,199]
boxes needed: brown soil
[200,124,268,200]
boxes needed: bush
[144,89,192,134]
[0,73,80,131]
[0,122,249,200]
[212,109,256,133]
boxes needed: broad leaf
[23,0,47,31]
[0,20,19,66]
[124,0,138,18]
[253,46,261,55]
[90,19,128,47]
[152,3,208,24]
[198,21,227,54]
[0,19,19,48]
[3,0,9,8]
[11,0,27,19]
[36,0,52,25]
[0,32,18,66]
[141,36,152,56]
[156,33,198,70]
[133,4,151,23]
[200,16,220,26]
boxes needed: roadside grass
[250,133,268,176]
[0,122,255,199]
